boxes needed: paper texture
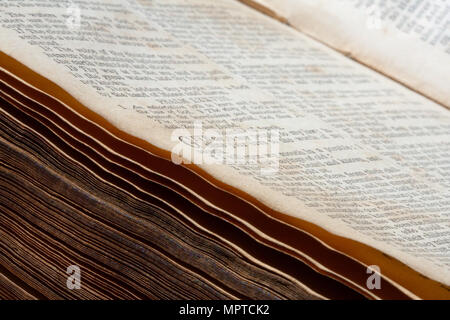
[253,0,450,108]
[0,0,449,285]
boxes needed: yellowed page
[0,0,449,290]
[252,0,450,108]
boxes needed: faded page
[251,0,450,108]
[0,0,449,287]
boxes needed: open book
[0,0,449,300]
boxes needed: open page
[250,0,450,108]
[0,0,449,293]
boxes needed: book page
[0,0,449,289]
[250,0,450,108]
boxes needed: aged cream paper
[0,0,449,286]
[252,0,450,108]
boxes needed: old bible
[0,0,449,300]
